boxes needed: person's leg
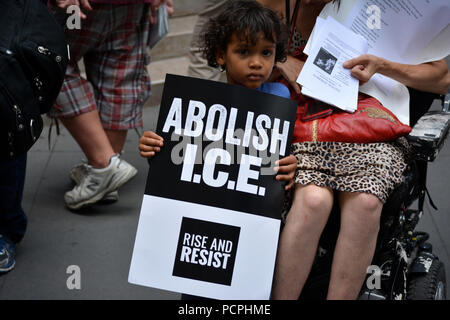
[87,4,151,154]
[56,59,135,208]
[49,5,137,209]
[327,192,383,300]
[0,153,27,243]
[60,111,115,168]
[53,60,115,169]
[50,5,116,169]
[271,184,333,299]
[57,79,130,207]
[104,129,128,155]
[0,153,27,273]
[187,0,228,81]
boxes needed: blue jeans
[0,153,27,243]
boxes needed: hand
[274,55,305,94]
[139,131,164,158]
[343,54,385,85]
[49,0,92,19]
[274,155,297,190]
[165,0,174,16]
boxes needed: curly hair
[201,0,288,70]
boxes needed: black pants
[0,153,27,243]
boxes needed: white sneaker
[64,154,137,210]
[99,190,119,203]
[70,163,119,203]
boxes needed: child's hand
[139,131,164,158]
[274,155,297,190]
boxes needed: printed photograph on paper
[313,47,338,75]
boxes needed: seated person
[268,0,450,300]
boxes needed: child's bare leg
[327,192,383,300]
[272,184,333,299]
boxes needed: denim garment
[0,153,27,243]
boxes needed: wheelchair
[298,89,450,300]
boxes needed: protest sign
[128,75,297,299]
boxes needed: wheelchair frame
[299,92,450,300]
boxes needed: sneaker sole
[98,192,119,204]
[66,166,137,210]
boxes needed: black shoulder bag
[0,0,68,159]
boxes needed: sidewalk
[0,105,179,299]
[1,100,450,299]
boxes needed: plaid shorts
[49,4,151,130]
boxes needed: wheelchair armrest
[407,110,450,161]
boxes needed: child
[139,0,297,190]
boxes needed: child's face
[217,32,276,89]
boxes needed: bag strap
[285,0,290,27]
[287,0,301,51]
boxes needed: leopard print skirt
[291,138,410,203]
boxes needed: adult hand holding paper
[342,54,386,85]
[301,0,450,124]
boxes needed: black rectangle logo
[172,217,240,286]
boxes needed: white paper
[344,0,450,64]
[297,17,367,112]
[344,0,450,96]
[307,16,398,97]
[316,0,450,63]
[303,0,450,125]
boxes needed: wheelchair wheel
[407,259,446,300]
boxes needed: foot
[0,235,15,274]
[70,163,119,203]
[65,154,137,210]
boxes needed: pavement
[0,104,179,299]
[1,97,450,300]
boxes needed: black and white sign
[128,75,297,299]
